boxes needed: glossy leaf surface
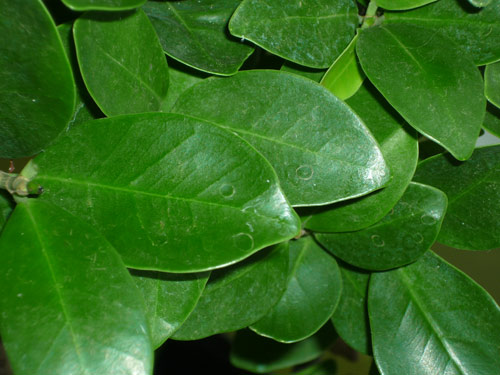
[62,0,146,11]
[377,0,437,10]
[384,0,500,66]
[316,183,447,271]
[331,263,371,354]
[357,24,485,161]
[74,10,169,116]
[25,113,300,272]
[229,0,358,68]
[467,0,492,7]
[173,70,389,206]
[143,0,254,75]
[320,34,364,101]
[230,323,337,374]
[484,104,500,137]
[0,200,152,375]
[0,0,75,158]
[369,251,500,375]
[131,270,209,349]
[250,237,342,343]
[485,61,500,109]
[413,145,500,250]
[306,83,418,232]
[172,244,289,340]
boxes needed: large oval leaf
[357,24,485,161]
[62,0,146,11]
[228,0,358,68]
[0,0,75,158]
[413,145,500,250]
[172,244,289,340]
[131,270,209,349]
[377,0,437,10]
[173,70,389,206]
[315,182,447,271]
[73,10,169,116]
[305,82,418,232]
[250,237,342,343]
[369,251,500,375]
[142,0,254,76]
[384,0,500,66]
[230,323,337,374]
[23,113,300,272]
[0,200,152,375]
[485,61,500,109]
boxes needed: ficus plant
[1,0,500,374]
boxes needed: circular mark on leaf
[233,233,254,251]
[220,183,235,198]
[296,165,314,180]
[371,234,385,247]
[421,214,437,226]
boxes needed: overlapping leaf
[316,183,447,271]
[24,113,300,272]
[0,200,152,375]
[414,145,500,250]
[305,83,418,232]
[0,192,13,229]
[173,70,389,206]
[143,0,254,75]
[131,270,209,349]
[73,10,169,116]
[172,244,289,340]
[250,237,342,343]
[280,62,325,82]
[229,0,358,68]
[0,0,75,158]
[384,0,500,66]
[484,104,500,137]
[377,0,437,10]
[62,0,146,11]
[369,251,500,375]
[485,61,500,109]
[357,24,485,161]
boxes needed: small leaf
[73,10,169,116]
[305,82,418,232]
[25,113,300,272]
[250,237,342,343]
[0,0,75,158]
[357,24,485,160]
[376,0,437,10]
[315,182,447,271]
[484,104,500,137]
[331,263,371,354]
[369,251,500,375]
[142,0,254,76]
[295,359,337,375]
[0,200,152,375]
[230,323,337,374]
[131,270,210,349]
[384,0,500,66]
[485,61,500,109]
[320,33,364,100]
[173,70,390,206]
[413,145,500,250]
[229,0,358,68]
[172,244,289,340]
[62,0,146,11]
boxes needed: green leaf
[296,359,337,375]
[228,0,358,68]
[376,0,437,10]
[331,263,371,354]
[369,251,500,375]
[320,33,365,101]
[0,191,14,230]
[230,323,337,374]
[413,145,500,250]
[62,0,146,11]
[172,244,289,340]
[142,0,254,76]
[0,0,75,158]
[280,62,326,82]
[485,61,500,109]
[131,270,209,349]
[357,24,485,161]
[173,70,390,206]
[25,113,299,272]
[467,0,492,7]
[250,237,342,343]
[384,0,500,66]
[305,82,418,232]
[0,199,152,375]
[73,10,169,116]
[484,104,500,137]
[315,182,447,271]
